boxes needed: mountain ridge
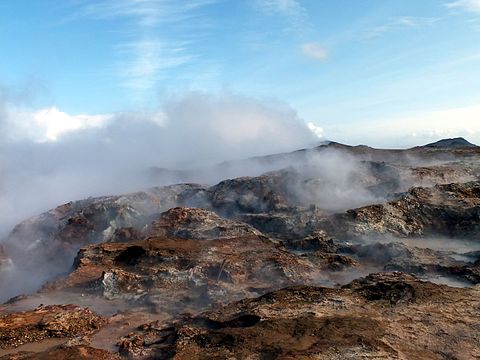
[422,137,477,149]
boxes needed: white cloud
[78,0,218,26]
[158,92,316,164]
[116,39,193,92]
[363,16,440,38]
[446,0,480,13]
[307,122,324,138]
[395,16,433,27]
[2,106,112,142]
[33,107,112,142]
[301,43,328,61]
[398,105,480,141]
[330,104,480,148]
[1,91,316,164]
[253,0,309,33]
[254,0,304,15]
[75,0,217,97]
[0,91,316,239]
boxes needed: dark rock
[423,137,477,149]
[287,232,337,252]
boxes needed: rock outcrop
[117,272,480,359]
[44,234,317,312]
[0,305,106,349]
[331,181,480,239]
[147,207,263,239]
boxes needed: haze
[1,1,480,250]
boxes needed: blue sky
[1,0,480,146]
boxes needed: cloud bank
[0,91,317,236]
[319,103,480,148]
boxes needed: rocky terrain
[1,138,480,359]
[116,272,480,359]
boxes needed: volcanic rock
[2,140,480,359]
[4,140,480,283]
[2,185,205,282]
[423,137,477,149]
[147,207,263,239]
[330,181,480,239]
[286,231,337,252]
[208,172,293,216]
[117,272,480,359]
[0,305,106,350]
[0,345,121,360]
[45,235,317,312]
[338,241,480,284]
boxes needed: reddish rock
[0,305,106,350]
[147,207,263,239]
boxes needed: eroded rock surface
[147,207,263,239]
[0,305,106,350]
[0,345,121,360]
[3,185,205,276]
[340,241,480,283]
[45,235,317,312]
[331,181,480,240]
[117,272,480,359]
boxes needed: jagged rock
[237,207,330,240]
[147,207,263,239]
[286,231,337,252]
[340,241,474,280]
[1,185,205,285]
[345,272,418,304]
[4,142,480,290]
[117,272,480,359]
[0,305,106,350]
[330,181,480,239]
[312,252,359,271]
[0,345,121,359]
[209,172,293,216]
[409,162,477,187]
[110,227,143,243]
[44,235,316,311]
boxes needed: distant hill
[423,137,477,149]
[146,138,480,185]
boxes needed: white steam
[0,91,317,237]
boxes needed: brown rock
[45,235,316,312]
[0,305,106,350]
[0,345,121,360]
[119,272,480,359]
[147,207,263,239]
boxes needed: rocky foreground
[1,139,480,359]
[117,273,480,359]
